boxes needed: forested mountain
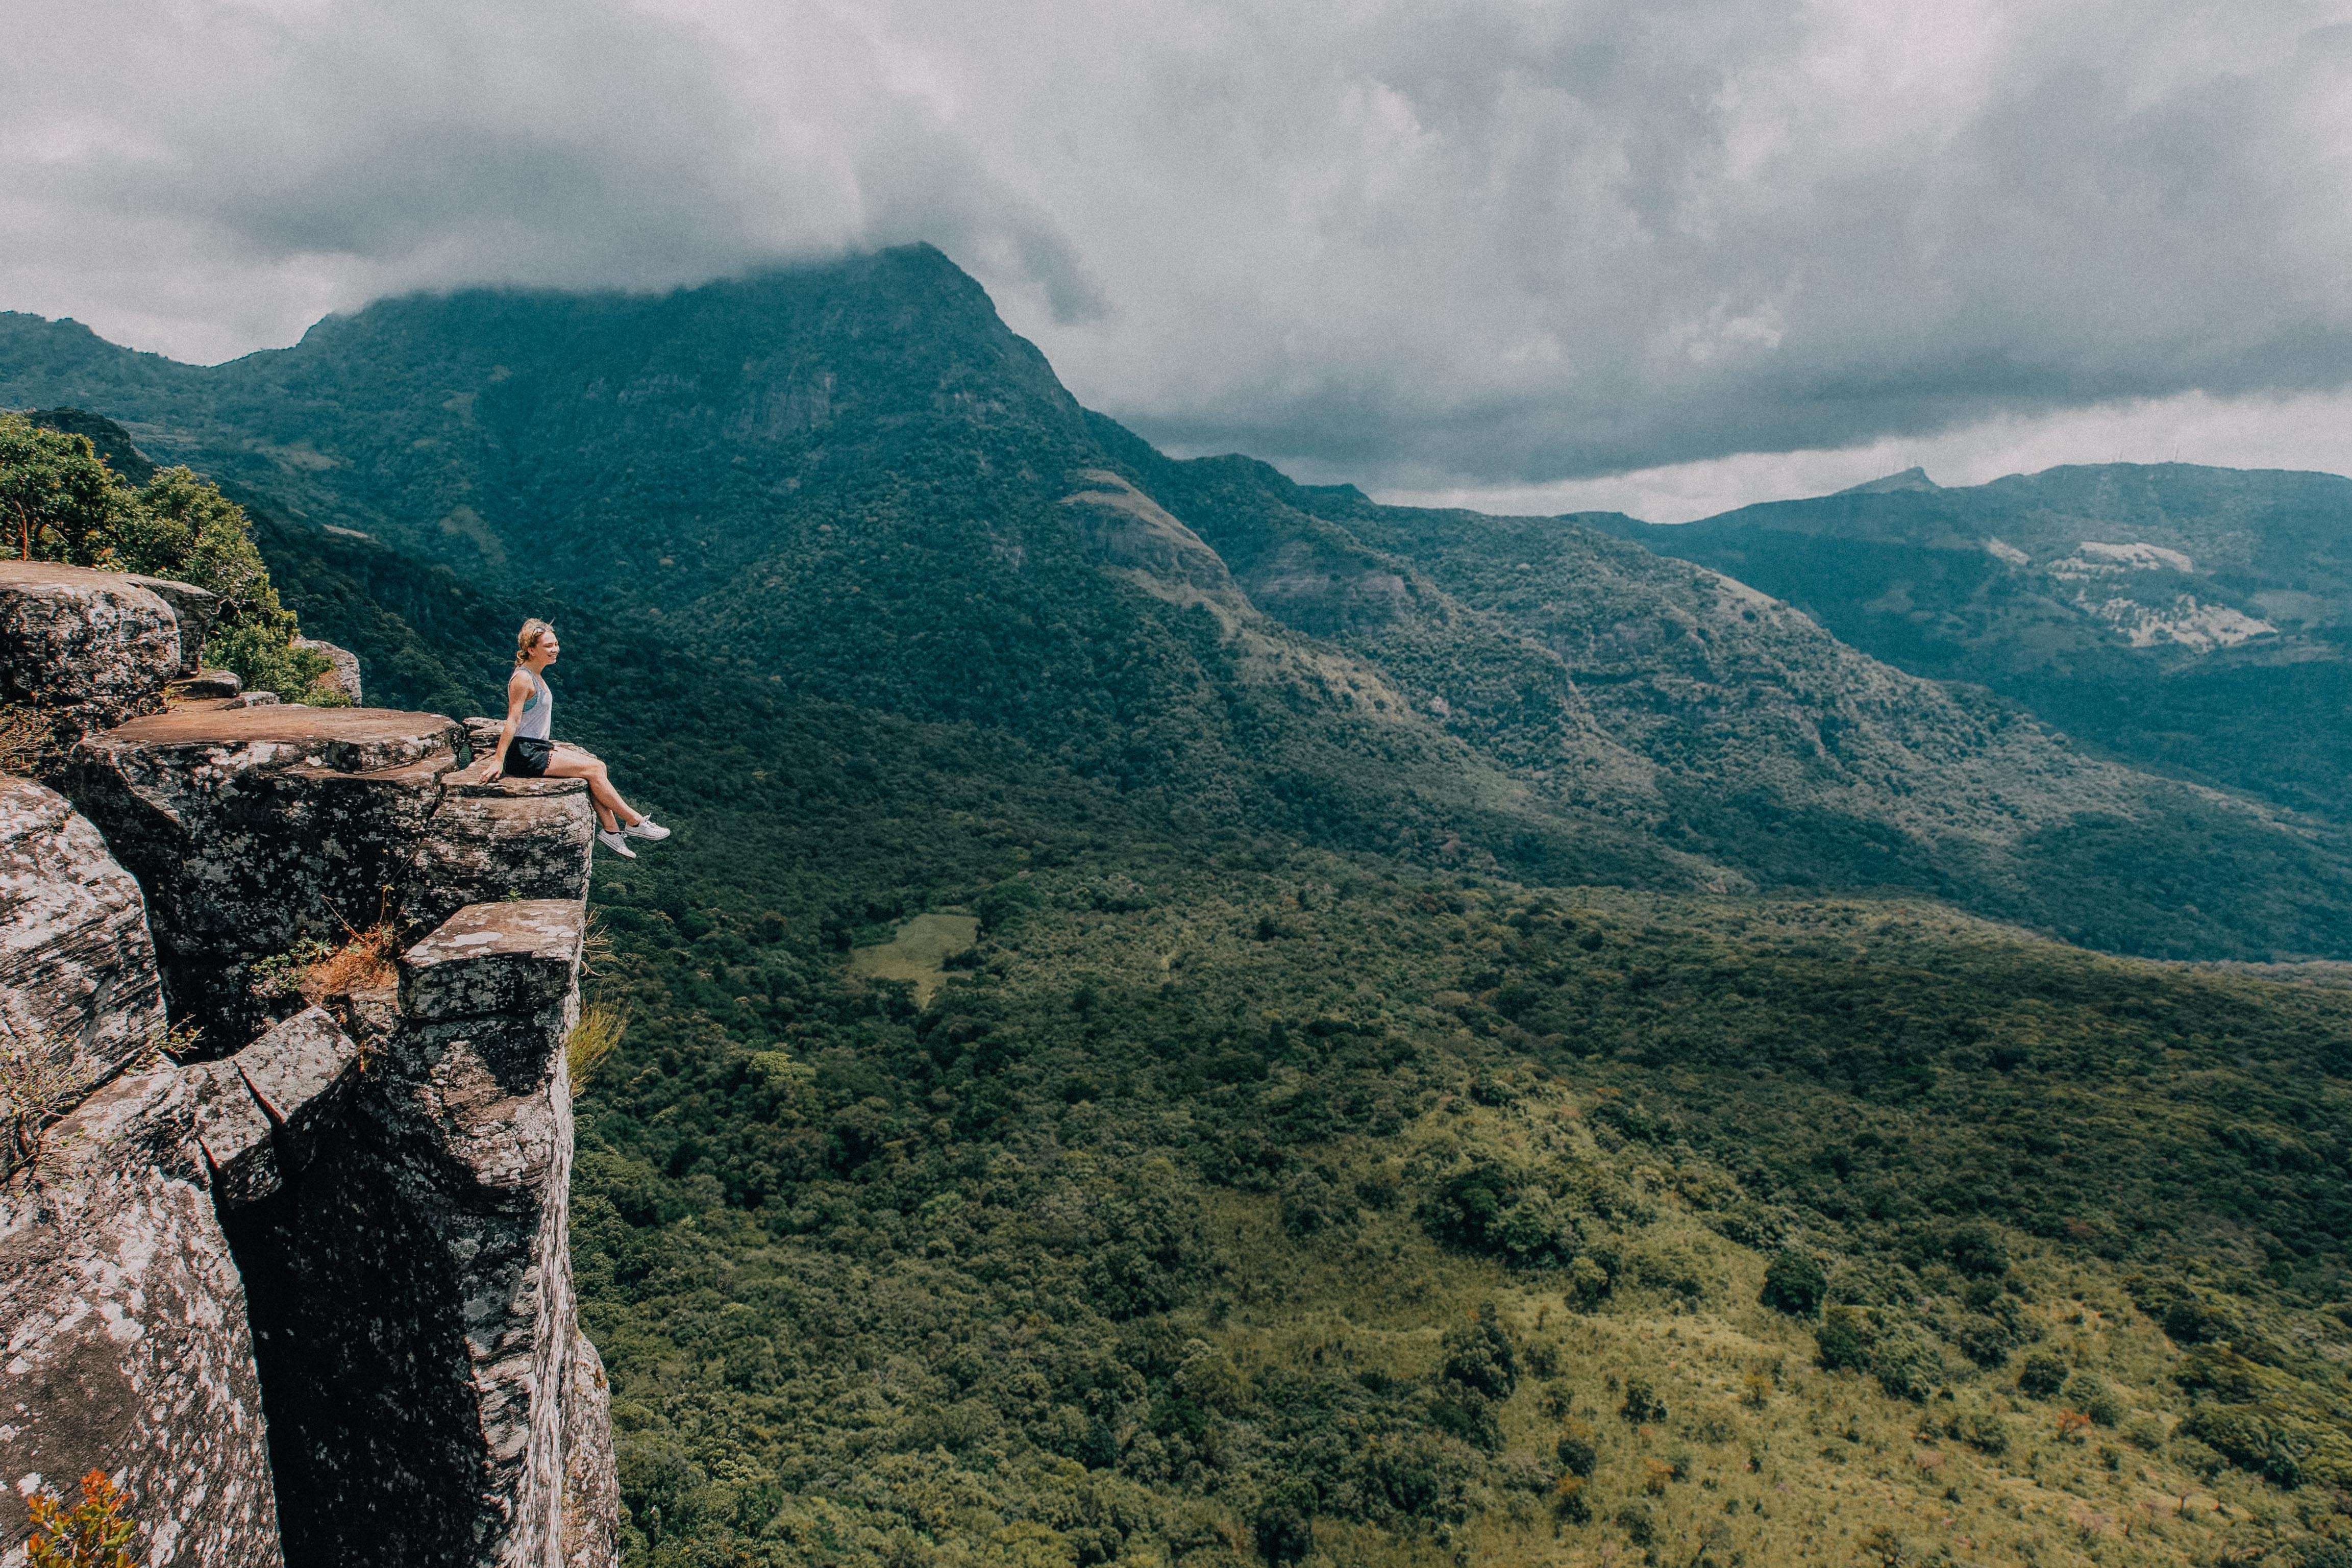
[8,253,2352,1568]
[5,250,2350,960]
[1597,466,2352,826]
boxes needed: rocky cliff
[0,565,617,1568]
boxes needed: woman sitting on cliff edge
[486,617,670,859]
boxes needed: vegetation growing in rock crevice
[24,1469,137,1568]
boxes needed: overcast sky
[8,0,2352,519]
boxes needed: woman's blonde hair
[515,618,555,665]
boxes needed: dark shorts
[504,736,554,778]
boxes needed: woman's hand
[485,767,503,783]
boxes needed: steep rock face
[0,775,164,1086]
[0,779,280,1568]
[231,899,615,1568]
[4,579,618,1568]
[63,706,460,1044]
[413,754,598,933]
[0,563,181,757]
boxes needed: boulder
[189,1055,282,1208]
[61,706,461,1046]
[291,637,363,704]
[0,562,179,753]
[234,1005,364,1167]
[167,670,243,701]
[0,1063,284,1568]
[0,775,165,1090]
[125,574,221,677]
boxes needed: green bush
[2065,1374,2122,1426]
[1442,1303,1518,1400]
[1953,1411,2011,1456]
[2017,1350,2070,1400]
[1944,1225,2011,1280]
[1620,1377,1667,1424]
[1760,1251,1826,1317]
[1817,1313,1871,1374]
[1872,1336,1941,1403]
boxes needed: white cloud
[5,0,2352,487]
[1381,387,2352,522]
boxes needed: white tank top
[516,669,552,740]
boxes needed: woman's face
[535,631,561,665]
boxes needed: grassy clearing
[849,912,981,1007]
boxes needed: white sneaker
[597,828,638,859]
[623,818,671,841]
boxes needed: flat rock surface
[99,705,459,767]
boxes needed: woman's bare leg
[543,748,639,833]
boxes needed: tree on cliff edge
[0,411,338,702]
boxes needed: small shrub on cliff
[26,1468,136,1568]
[0,702,56,779]
[1,1028,84,1183]
[250,937,336,1003]
[302,923,400,1001]
[567,1002,627,1090]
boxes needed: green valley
[6,247,2351,1568]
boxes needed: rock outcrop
[2,573,618,1568]
[1,777,281,1568]
[290,637,362,704]
[228,900,616,1568]
[0,774,163,1087]
[62,707,594,1048]
[127,576,220,679]
[0,563,181,758]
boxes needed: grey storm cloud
[5,0,2351,487]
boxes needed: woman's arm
[484,668,532,781]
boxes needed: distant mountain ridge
[1596,462,2352,824]
[7,248,2352,957]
